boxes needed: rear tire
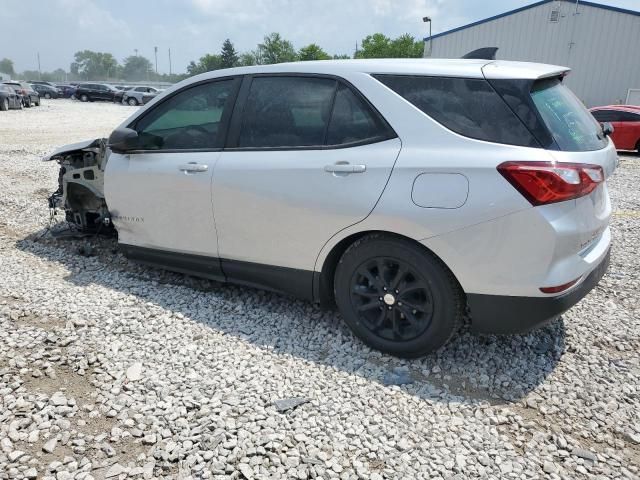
[25,98,31,108]
[44,93,51,99]
[334,234,464,358]
[80,94,88,102]
[127,97,138,106]
[0,98,7,111]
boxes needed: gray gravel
[1,99,639,479]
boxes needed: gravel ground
[0,99,639,480]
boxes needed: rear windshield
[530,78,607,152]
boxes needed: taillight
[497,161,604,206]
[540,277,580,294]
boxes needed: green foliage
[0,58,15,75]
[220,39,239,69]
[70,50,119,80]
[333,54,352,60]
[256,33,297,64]
[122,55,154,81]
[239,52,258,67]
[355,33,423,59]
[187,54,223,76]
[298,44,331,61]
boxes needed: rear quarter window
[374,75,539,148]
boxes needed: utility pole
[134,49,139,57]
[37,52,41,80]
[168,48,172,76]
[154,46,158,76]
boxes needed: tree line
[0,32,423,83]
[186,33,424,75]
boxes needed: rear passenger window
[237,76,395,148]
[239,77,336,148]
[374,75,539,147]
[327,84,390,145]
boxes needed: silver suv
[45,59,615,357]
[122,86,161,106]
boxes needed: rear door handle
[324,163,366,174]
[179,163,208,173]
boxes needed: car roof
[184,59,570,83]
[591,105,640,113]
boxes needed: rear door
[213,75,400,295]
[105,77,240,272]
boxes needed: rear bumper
[468,248,610,334]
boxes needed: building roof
[424,0,640,41]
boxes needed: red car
[590,105,640,152]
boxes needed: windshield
[531,78,607,152]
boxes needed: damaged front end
[43,138,114,234]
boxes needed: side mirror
[601,122,614,137]
[108,127,140,153]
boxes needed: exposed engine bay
[43,138,114,234]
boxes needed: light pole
[423,16,432,57]
[168,48,172,76]
[154,46,158,76]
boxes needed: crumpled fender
[42,138,106,162]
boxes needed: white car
[44,59,615,357]
[122,86,161,106]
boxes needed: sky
[1,0,638,74]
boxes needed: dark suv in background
[75,83,119,102]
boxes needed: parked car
[74,83,119,102]
[44,59,615,357]
[590,105,640,152]
[56,84,77,98]
[112,85,132,103]
[141,91,158,105]
[0,84,22,110]
[122,86,161,106]
[2,81,40,107]
[30,83,61,99]
[28,80,58,89]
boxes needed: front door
[213,75,401,296]
[104,77,240,276]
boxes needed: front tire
[24,98,31,108]
[80,94,88,102]
[44,93,51,99]
[0,98,7,111]
[334,234,464,358]
[127,97,138,106]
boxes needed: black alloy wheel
[350,257,434,342]
[334,234,464,357]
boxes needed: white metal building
[423,0,640,106]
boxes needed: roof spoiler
[462,47,498,60]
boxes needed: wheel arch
[314,229,464,308]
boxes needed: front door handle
[179,162,208,173]
[324,163,366,174]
